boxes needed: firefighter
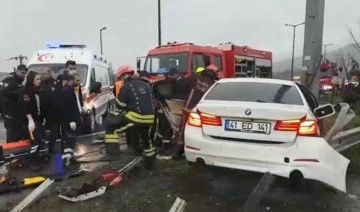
[61,74,82,167]
[2,65,29,142]
[57,60,76,90]
[172,64,220,159]
[113,66,126,98]
[138,70,151,84]
[19,71,47,156]
[39,67,61,153]
[105,65,156,168]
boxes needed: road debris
[169,197,187,212]
[241,172,275,212]
[58,156,143,202]
[10,178,54,212]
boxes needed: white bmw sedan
[184,78,349,192]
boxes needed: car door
[296,83,323,131]
[93,65,108,117]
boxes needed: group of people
[1,60,220,170]
[106,63,220,166]
[1,60,85,167]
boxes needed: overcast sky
[0,0,359,72]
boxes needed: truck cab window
[213,55,222,71]
[192,54,210,72]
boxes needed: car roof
[217,78,297,86]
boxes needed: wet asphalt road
[0,120,360,211]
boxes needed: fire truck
[319,60,338,94]
[137,42,272,80]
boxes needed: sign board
[332,76,343,85]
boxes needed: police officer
[105,65,155,168]
[172,64,219,159]
[2,65,28,142]
[57,60,76,90]
[61,74,82,166]
[20,71,47,155]
[39,67,61,153]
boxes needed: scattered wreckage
[0,77,358,211]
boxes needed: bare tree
[338,51,352,81]
[347,19,360,53]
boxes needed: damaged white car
[184,78,349,192]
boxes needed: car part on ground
[169,197,187,212]
[58,156,143,202]
[10,178,54,212]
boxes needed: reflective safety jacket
[115,78,155,124]
[113,80,124,98]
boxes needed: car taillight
[187,112,222,127]
[275,120,319,136]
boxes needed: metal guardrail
[326,103,360,153]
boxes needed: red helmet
[117,65,135,78]
[205,64,219,75]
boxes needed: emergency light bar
[46,44,86,49]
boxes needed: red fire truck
[319,60,338,94]
[137,42,272,80]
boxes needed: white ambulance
[27,43,115,133]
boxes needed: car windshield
[204,81,304,105]
[28,63,88,85]
[143,53,189,74]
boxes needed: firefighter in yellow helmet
[172,64,220,160]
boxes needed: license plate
[225,120,271,134]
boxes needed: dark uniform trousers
[28,121,48,161]
[61,121,79,163]
[105,111,155,161]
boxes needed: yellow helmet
[195,67,205,73]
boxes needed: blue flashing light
[46,43,86,49]
[47,43,61,48]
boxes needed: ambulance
[27,43,115,133]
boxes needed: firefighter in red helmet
[113,65,130,98]
[172,64,220,159]
[104,65,156,168]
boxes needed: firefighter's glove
[28,120,35,132]
[70,122,77,131]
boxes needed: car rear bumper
[184,125,349,192]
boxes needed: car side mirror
[137,58,141,70]
[90,82,102,94]
[314,104,336,119]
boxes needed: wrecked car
[181,78,349,192]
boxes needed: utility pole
[302,0,325,101]
[285,22,305,81]
[7,55,28,65]
[323,43,333,62]
[158,0,162,46]
[100,26,107,55]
